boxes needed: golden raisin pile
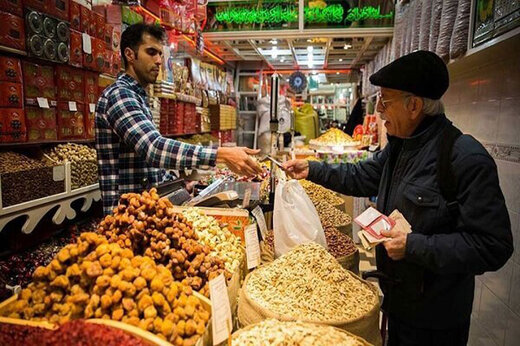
[97,188,229,296]
[5,233,210,346]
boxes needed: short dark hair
[120,23,166,68]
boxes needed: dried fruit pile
[97,188,228,296]
[0,320,147,346]
[314,200,352,226]
[245,243,377,321]
[323,226,358,258]
[310,128,355,145]
[4,233,210,345]
[299,179,345,206]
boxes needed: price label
[252,205,268,240]
[52,166,65,182]
[89,103,96,113]
[244,224,260,269]
[68,101,77,112]
[82,33,92,54]
[209,274,232,345]
[242,188,251,208]
[36,97,49,109]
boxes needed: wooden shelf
[0,139,95,149]
[0,45,27,57]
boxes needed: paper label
[68,101,77,112]
[89,103,96,113]
[242,188,251,208]
[37,97,49,109]
[82,33,92,54]
[251,205,268,240]
[209,274,232,345]
[244,224,260,269]
[53,166,65,182]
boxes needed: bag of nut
[273,180,328,258]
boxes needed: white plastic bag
[273,179,327,258]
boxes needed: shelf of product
[231,319,371,346]
[237,242,380,345]
[44,143,98,189]
[309,128,360,151]
[97,189,229,298]
[1,232,211,345]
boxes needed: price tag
[52,166,65,182]
[82,33,92,54]
[242,188,251,208]
[68,101,77,112]
[244,224,260,269]
[36,97,49,109]
[209,274,232,345]
[89,103,96,113]
[252,205,268,240]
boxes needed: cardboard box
[104,23,113,50]
[112,51,121,76]
[69,0,81,31]
[0,82,23,108]
[111,24,121,52]
[92,37,105,72]
[23,0,47,13]
[84,71,99,104]
[93,11,105,40]
[0,12,25,51]
[80,4,91,35]
[0,0,22,16]
[102,49,112,75]
[0,56,22,83]
[22,61,56,101]
[25,106,57,141]
[0,108,26,142]
[69,29,83,67]
[84,102,95,138]
[105,4,121,24]
[47,0,69,21]
[57,101,85,139]
[56,65,84,102]
[88,10,97,38]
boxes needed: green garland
[346,6,394,22]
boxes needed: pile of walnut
[5,232,210,345]
[97,188,229,297]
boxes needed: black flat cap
[369,50,449,100]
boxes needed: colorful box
[104,23,113,50]
[23,0,47,13]
[0,108,26,142]
[25,106,58,141]
[0,12,25,51]
[84,71,99,104]
[0,56,22,83]
[112,51,121,76]
[80,5,91,35]
[56,65,84,102]
[69,0,81,31]
[93,11,105,40]
[47,0,69,21]
[92,37,105,72]
[0,82,23,108]
[84,102,95,138]
[69,29,83,67]
[22,61,56,101]
[0,0,22,16]
[57,101,85,139]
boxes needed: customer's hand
[217,147,263,177]
[282,160,310,180]
[381,228,408,261]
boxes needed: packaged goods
[45,143,97,189]
[69,29,83,67]
[232,319,372,346]
[56,101,86,139]
[0,320,147,346]
[25,106,57,141]
[0,0,22,16]
[23,61,56,101]
[80,5,91,35]
[56,65,85,102]
[69,0,81,31]
[436,0,458,62]
[47,0,69,21]
[24,0,47,13]
[450,0,471,59]
[0,82,23,108]
[112,51,121,76]
[85,103,95,138]
[104,23,113,49]
[411,0,422,52]
[0,56,22,83]
[91,37,105,72]
[418,0,432,50]
[0,108,26,142]
[97,189,229,297]
[2,232,210,345]
[429,0,443,52]
[93,11,105,39]
[0,12,25,51]
[84,71,99,104]
[238,242,380,345]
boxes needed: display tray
[309,141,361,152]
[0,291,212,346]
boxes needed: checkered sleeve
[105,88,217,170]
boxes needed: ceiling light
[271,39,278,45]
[336,72,340,75]
[339,58,343,62]
[307,39,312,43]
[307,46,313,53]
[271,46,278,59]
[280,57,285,62]
[344,44,352,50]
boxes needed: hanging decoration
[289,71,308,94]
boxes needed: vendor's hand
[381,228,408,261]
[282,160,310,180]
[216,147,263,177]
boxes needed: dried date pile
[4,233,211,345]
[97,188,229,296]
[0,320,147,346]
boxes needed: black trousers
[388,316,470,346]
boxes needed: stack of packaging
[0,56,25,142]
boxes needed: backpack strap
[437,124,463,216]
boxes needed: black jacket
[308,114,513,329]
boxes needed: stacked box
[56,101,86,139]
[22,61,56,103]
[69,29,83,67]
[183,102,197,134]
[0,108,26,142]
[0,11,25,51]
[84,103,95,138]
[171,100,184,135]
[25,106,57,141]
[84,71,99,104]
[56,65,84,103]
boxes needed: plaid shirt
[95,74,217,215]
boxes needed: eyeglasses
[376,91,412,111]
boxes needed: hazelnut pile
[5,233,210,345]
[97,188,229,297]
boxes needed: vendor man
[95,24,262,214]
[283,51,513,345]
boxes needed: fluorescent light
[307,46,313,53]
[280,57,285,62]
[271,39,278,45]
[271,46,278,59]
[339,58,343,62]
[344,44,352,50]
